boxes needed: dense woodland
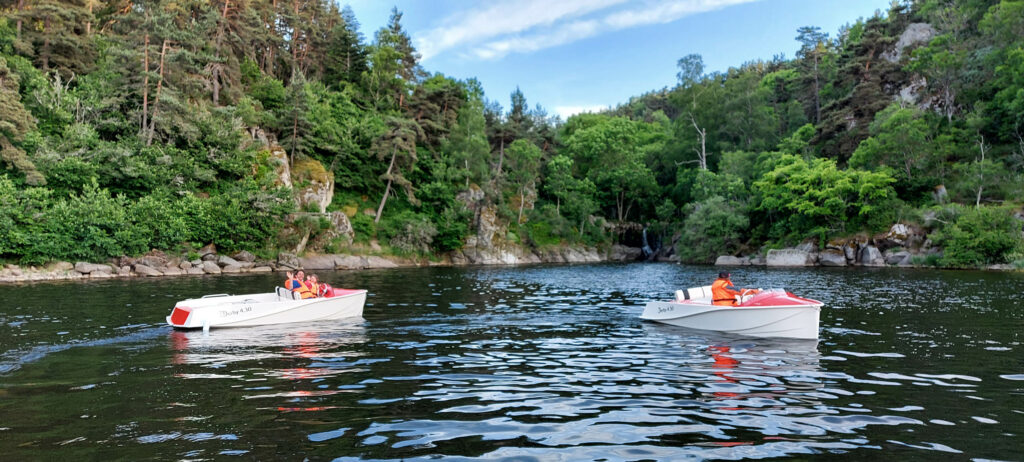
[0,0,1022,268]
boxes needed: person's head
[296,270,305,280]
[718,271,731,279]
[310,274,318,282]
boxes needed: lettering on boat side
[219,306,253,317]
[657,305,674,314]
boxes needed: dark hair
[718,271,730,278]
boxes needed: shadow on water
[0,263,1021,460]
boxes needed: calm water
[1,263,1022,460]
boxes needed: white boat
[640,287,822,339]
[166,287,367,330]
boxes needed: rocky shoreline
[714,224,1019,271]
[0,244,648,284]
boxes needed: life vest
[711,278,739,306]
[289,279,314,299]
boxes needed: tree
[323,5,367,88]
[504,139,542,223]
[795,26,830,123]
[372,115,422,223]
[754,154,896,236]
[562,116,658,222]
[0,56,44,185]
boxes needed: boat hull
[166,289,367,329]
[640,300,821,339]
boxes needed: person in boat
[307,274,321,297]
[711,272,758,306]
[285,270,316,299]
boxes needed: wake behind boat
[166,287,367,330]
[640,287,822,339]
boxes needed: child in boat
[308,274,335,297]
[285,270,316,299]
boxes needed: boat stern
[167,305,194,328]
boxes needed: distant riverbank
[0,244,652,284]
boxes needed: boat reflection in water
[168,319,368,377]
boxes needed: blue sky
[344,0,893,120]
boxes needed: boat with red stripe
[167,287,367,331]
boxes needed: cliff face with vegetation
[0,1,1022,272]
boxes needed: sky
[344,0,894,120]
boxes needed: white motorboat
[640,287,822,339]
[166,287,367,330]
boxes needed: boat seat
[676,285,714,301]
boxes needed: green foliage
[676,196,749,263]
[931,206,1024,267]
[754,154,897,238]
[378,210,436,254]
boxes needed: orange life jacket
[287,278,314,299]
[711,278,739,306]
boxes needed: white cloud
[416,0,628,60]
[553,104,610,120]
[416,0,760,62]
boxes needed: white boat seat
[676,285,714,301]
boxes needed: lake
[1,263,1021,460]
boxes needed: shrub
[379,211,437,254]
[932,206,1024,268]
[676,196,749,264]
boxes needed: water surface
[1,264,1021,460]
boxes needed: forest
[0,0,1022,268]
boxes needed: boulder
[299,255,340,270]
[178,261,192,270]
[277,252,300,269]
[140,250,169,268]
[859,245,885,266]
[45,261,74,273]
[133,264,164,277]
[882,23,937,63]
[249,266,273,273]
[186,267,206,275]
[217,255,241,267]
[162,267,184,276]
[221,265,242,274]
[202,261,222,274]
[74,262,113,274]
[198,243,217,258]
[715,256,745,266]
[232,250,256,262]
[335,255,365,269]
[884,250,912,265]
[118,265,132,276]
[766,249,813,267]
[748,255,766,266]
[610,245,643,261]
[818,249,847,267]
[365,256,398,268]
[292,157,334,214]
[268,145,292,188]
[190,259,203,267]
[795,241,817,253]
[201,253,219,262]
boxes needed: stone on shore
[365,256,398,268]
[221,265,242,274]
[766,249,813,267]
[250,266,273,273]
[217,255,240,267]
[186,267,206,275]
[610,245,643,261]
[232,250,256,262]
[134,264,164,277]
[199,243,217,258]
[75,262,113,274]
[202,261,222,274]
[298,255,339,270]
[818,249,847,267]
[161,267,184,276]
[859,245,885,266]
[715,256,745,266]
